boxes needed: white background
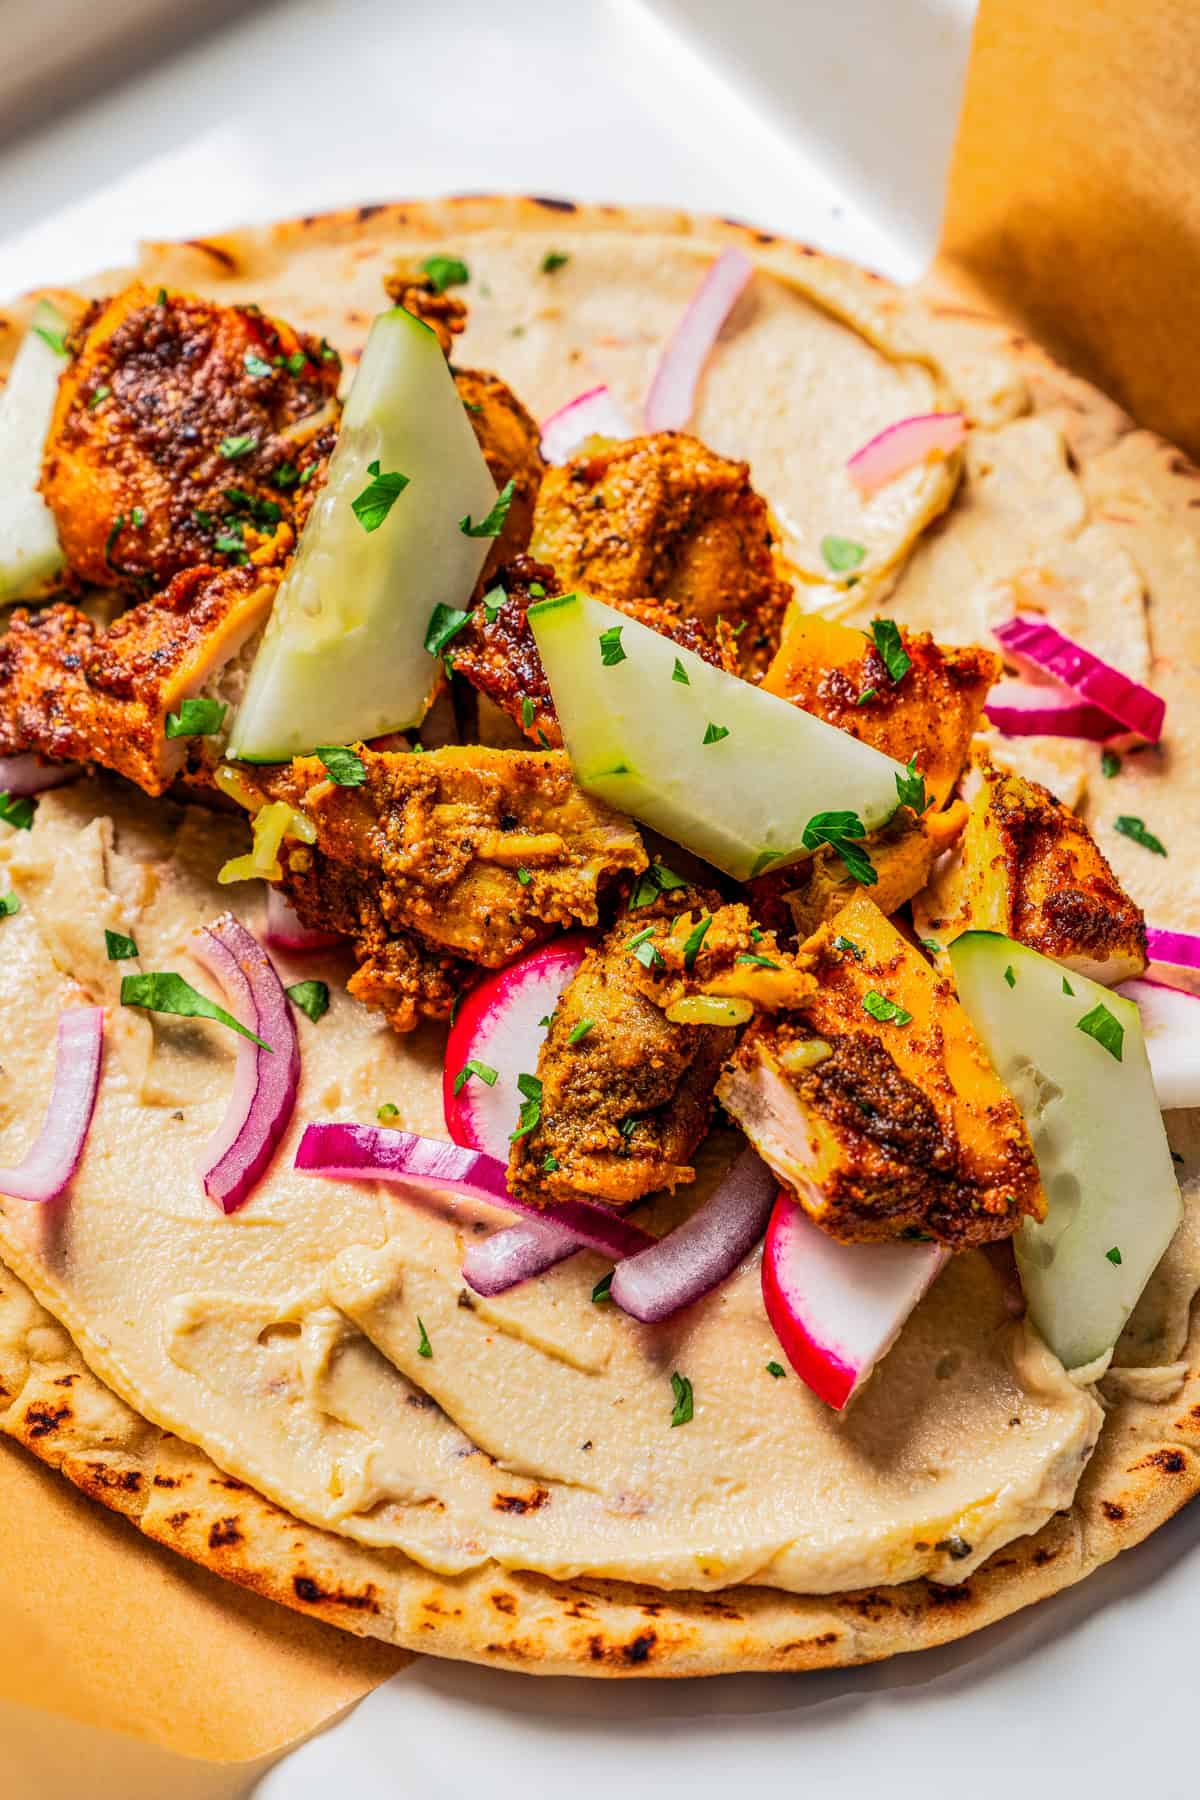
[4,2,1195,1794]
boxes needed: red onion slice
[462,1221,582,1297]
[0,753,82,796]
[1145,925,1200,996]
[190,914,300,1213]
[0,1005,104,1202]
[265,885,340,952]
[644,248,754,432]
[847,411,966,499]
[984,677,1118,741]
[540,385,634,464]
[993,613,1165,743]
[295,1124,655,1263]
[610,1144,776,1322]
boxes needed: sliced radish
[1115,978,1200,1110]
[761,1192,947,1409]
[540,385,634,464]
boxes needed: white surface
[12,3,1190,1798]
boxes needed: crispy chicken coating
[41,283,338,592]
[718,893,1046,1249]
[383,265,468,356]
[763,610,1000,809]
[249,746,646,1029]
[529,432,793,675]
[912,753,1147,984]
[0,552,283,795]
[449,555,735,748]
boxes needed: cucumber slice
[0,301,67,604]
[950,930,1181,1369]
[528,592,905,880]
[228,307,497,761]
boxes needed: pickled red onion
[644,248,754,432]
[993,614,1165,743]
[984,677,1118,741]
[540,385,634,464]
[0,1006,104,1203]
[847,412,966,499]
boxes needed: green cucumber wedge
[0,301,68,604]
[950,930,1181,1370]
[527,591,906,880]
[228,307,497,761]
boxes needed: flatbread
[1,198,1198,1674]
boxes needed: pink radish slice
[444,934,591,1292]
[1115,979,1200,1110]
[265,886,340,952]
[846,412,966,500]
[644,248,754,432]
[0,1005,104,1203]
[984,677,1119,741]
[761,1193,948,1409]
[0,753,82,796]
[1145,926,1200,998]
[993,613,1165,743]
[540,385,634,464]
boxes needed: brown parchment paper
[0,0,1193,1773]
[937,0,1200,457]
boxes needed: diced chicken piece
[383,265,469,356]
[529,431,793,674]
[718,892,1045,1248]
[248,746,646,1029]
[913,753,1147,984]
[41,283,338,591]
[762,610,999,808]
[771,801,968,940]
[0,554,283,795]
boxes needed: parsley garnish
[511,1072,543,1140]
[460,477,515,539]
[1115,815,1166,856]
[1101,749,1121,779]
[541,251,569,274]
[833,934,863,959]
[33,320,68,357]
[219,433,257,460]
[520,697,535,729]
[88,384,111,410]
[542,1153,561,1172]
[121,971,271,1049]
[599,626,626,666]
[737,952,779,969]
[633,939,665,970]
[1106,1246,1123,1266]
[567,1018,595,1045]
[1062,976,1075,995]
[702,722,730,746]
[625,926,656,950]
[802,810,877,885]
[862,990,912,1026]
[419,254,469,293]
[286,979,329,1023]
[225,485,281,527]
[315,745,366,786]
[454,1059,498,1096]
[284,350,308,375]
[671,656,690,685]
[165,697,226,739]
[481,584,506,623]
[352,459,410,532]
[243,350,273,379]
[0,794,34,830]
[273,460,300,489]
[919,938,941,957]
[592,1272,613,1304]
[104,514,127,569]
[424,603,471,657]
[516,868,532,886]
[871,618,911,683]
[766,1360,786,1378]
[528,582,545,597]
[682,914,712,970]
[669,1371,694,1427]
[155,288,167,305]
[1077,1001,1124,1061]
[213,526,247,559]
[630,860,688,909]
[820,534,866,573]
[1004,965,1016,988]
[104,929,138,960]
[377,1102,400,1122]
[856,687,878,706]
[894,754,926,814]
[416,1316,433,1358]
[0,893,20,917]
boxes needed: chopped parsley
[243,349,273,379]
[1004,965,1016,988]
[542,1154,561,1172]
[416,1316,433,1358]
[528,582,546,597]
[516,868,532,886]
[630,859,688,909]
[121,971,271,1049]
[765,1360,786,1379]
[701,722,730,746]
[219,433,257,460]
[1076,1001,1124,1061]
[682,914,712,970]
[871,618,911,683]
[213,526,247,559]
[737,952,779,969]
[1115,815,1166,856]
[286,979,329,1023]
[1106,1246,1123,1266]
[155,288,167,305]
[920,938,942,957]
[104,928,138,960]
[541,250,570,274]
[424,602,471,657]
[33,320,68,357]
[633,939,665,971]
[520,697,535,729]
[481,584,506,623]
[88,384,111,410]
[833,934,864,959]
[567,1017,595,1045]
[0,893,20,917]
[377,1102,400,1122]
[862,990,912,1027]
[669,1371,694,1427]
[104,514,127,570]
[419,253,470,293]
[273,460,301,489]
[454,1059,498,1096]
[511,1072,543,1140]
[0,793,34,830]
[671,656,690,685]
[894,754,926,814]
[856,687,878,706]
[460,477,515,539]
[802,810,876,886]
[820,534,866,573]
[625,926,657,950]
[1062,976,1075,995]
[1101,748,1122,779]
[619,1116,637,1140]
[598,626,626,666]
[225,485,282,528]
[165,697,227,739]
[315,745,366,786]
[352,459,410,532]
[592,1272,613,1304]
